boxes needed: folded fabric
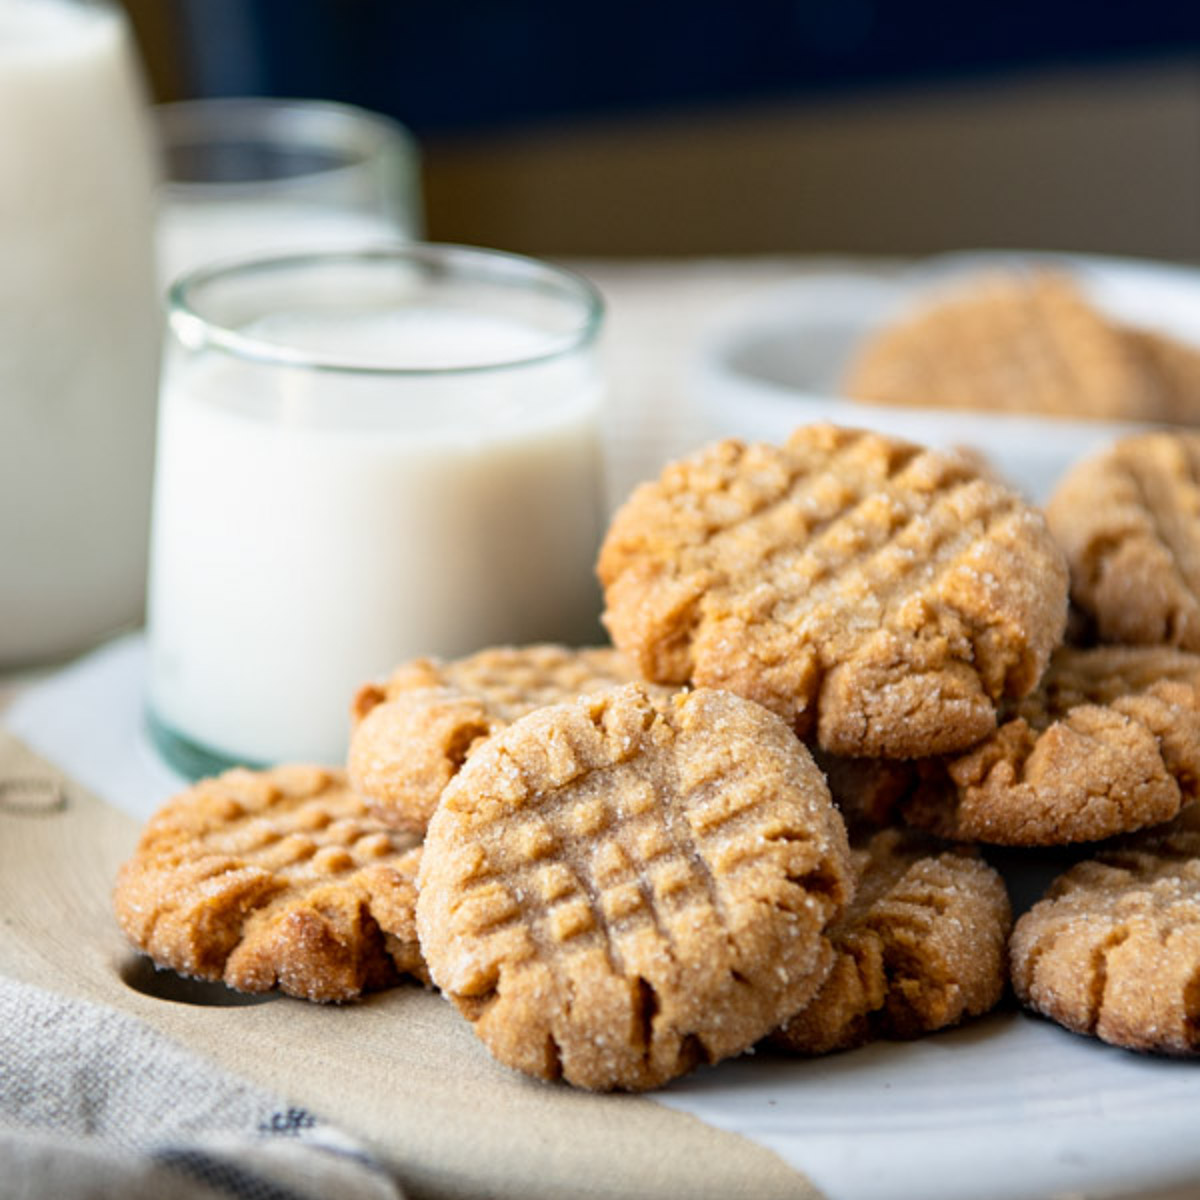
[0,974,402,1200]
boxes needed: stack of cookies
[114,422,1200,1091]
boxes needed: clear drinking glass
[154,97,423,287]
[146,244,607,777]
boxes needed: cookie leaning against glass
[416,683,854,1091]
[597,423,1069,759]
[348,644,665,833]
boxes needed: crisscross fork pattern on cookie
[114,767,424,1002]
[599,426,1067,757]
[419,685,851,1090]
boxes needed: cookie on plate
[114,766,424,1003]
[349,644,651,832]
[1123,326,1200,425]
[597,424,1068,758]
[1010,806,1200,1055]
[1046,430,1200,651]
[416,684,853,1091]
[901,646,1200,846]
[771,828,1010,1055]
[843,270,1163,421]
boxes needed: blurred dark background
[120,0,1200,259]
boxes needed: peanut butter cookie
[771,828,1010,1055]
[597,424,1068,758]
[416,684,853,1091]
[843,270,1163,420]
[1123,326,1200,426]
[902,646,1200,846]
[349,644,650,831]
[1046,431,1200,651]
[114,766,423,1003]
[1011,807,1200,1055]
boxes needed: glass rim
[166,243,606,376]
[154,96,420,197]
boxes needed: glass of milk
[146,244,607,776]
[155,97,423,288]
[0,0,161,668]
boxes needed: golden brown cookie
[597,424,1068,759]
[349,644,650,831]
[113,766,423,1003]
[355,644,645,721]
[843,270,1163,420]
[415,684,854,1091]
[771,828,1010,1055]
[1123,326,1200,426]
[1046,431,1200,651]
[1010,813,1200,1055]
[901,645,1200,846]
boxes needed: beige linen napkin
[0,729,820,1200]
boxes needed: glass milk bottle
[0,0,161,666]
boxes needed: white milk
[147,306,605,766]
[0,0,160,666]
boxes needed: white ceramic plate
[690,251,1200,502]
[661,1005,1200,1200]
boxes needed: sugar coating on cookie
[771,828,1010,1055]
[113,766,424,1003]
[597,424,1068,758]
[349,645,651,831]
[1011,819,1200,1055]
[416,683,853,1091]
[1046,431,1200,651]
[843,271,1163,421]
[903,645,1200,846]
